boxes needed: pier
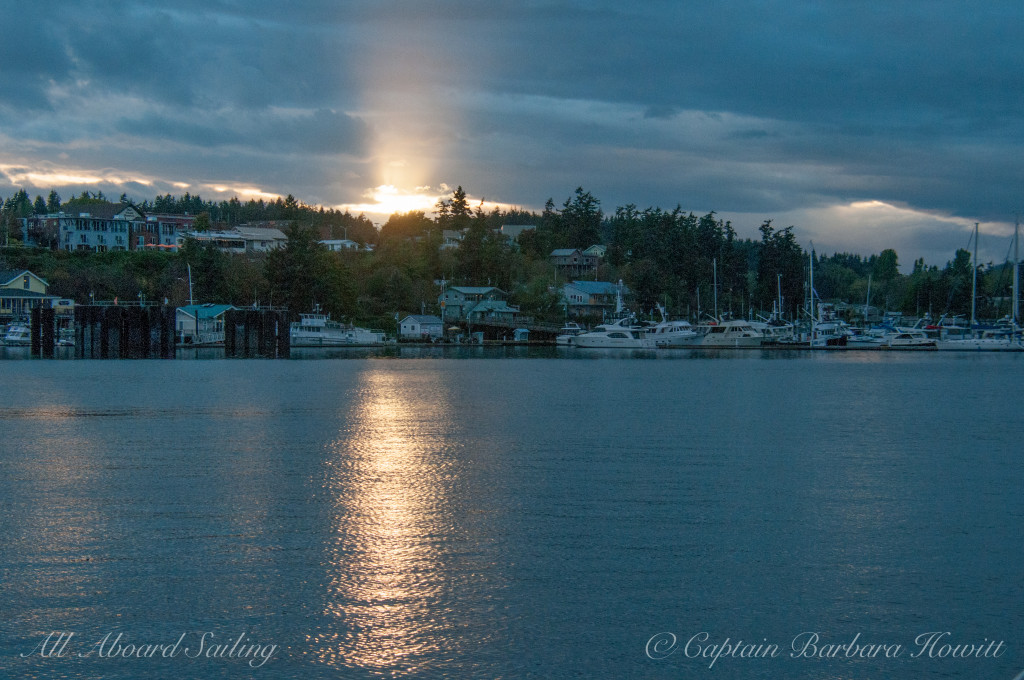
[223,309,291,358]
[69,305,177,359]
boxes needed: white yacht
[555,322,586,346]
[3,322,31,346]
[290,312,389,347]
[643,304,702,348]
[573,317,647,348]
[937,329,1023,351]
[700,320,764,347]
[644,319,701,347]
[881,330,937,350]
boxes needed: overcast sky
[2,1,1022,267]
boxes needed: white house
[320,239,362,252]
[399,314,444,340]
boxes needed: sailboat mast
[712,258,718,320]
[809,244,815,348]
[971,222,978,333]
[777,273,782,320]
[865,273,872,325]
[1014,215,1020,327]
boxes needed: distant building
[562,280,629,319]
[466,298,520,324]
[181,226,288,253]
[440,230,465,251]
[46,203,143,252]
[176,304,237,345]
[0,269,59,323]
[500,224,535,241]
[138,214,196,250]
[438,286,519,322]
[399,314,444,340]
[320,239,362,252]
[550,247,600,277]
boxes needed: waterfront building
[0,269,60,323]
[399,315,444,340]
[562,280,630,319]
[176,304,237,345]
[438,286,521,322]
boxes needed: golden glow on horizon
[340,184,441,217]
[205,183,282,201]
[338,184,518,223]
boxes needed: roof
[0,269,48,287]
[233,226,288,240]
[401,315,443,324]
[582,244,607,256]
[469,299,519,313]
[0,289,57,299]
[177,304,236,319]
[565,280,627,295]
[550,248,581,257]
[59,201,144,220]
[449,286,504,295]
[0,269,27,286]
[500,224,535,238]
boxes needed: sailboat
[938,220,1023,351]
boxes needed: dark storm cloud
[2,0,1022,261]
[116,108,370,156]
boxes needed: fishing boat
[290,311,389,347]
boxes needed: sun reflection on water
[310,368,460,674]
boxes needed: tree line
[1,186,1018,327]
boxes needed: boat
[290,311,389,347]
[644,304,702,347]
[573,317,647,348]
[3,322,31,346]
[555,321,586,346]
[644,319,702,347]
[881,330,937,350]
[699,319,764,347]
[937,328,1023,351]
[844,327,889,348]
[808,303,848,347]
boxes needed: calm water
[1,351,1022,679]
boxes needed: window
[23,275,30,289]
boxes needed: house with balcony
[53,203,143,252]
[438,286,520,323]
[138,214,196,250]
[0,269,60,323]
[550,248,600,277]
[562,280,630,319]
